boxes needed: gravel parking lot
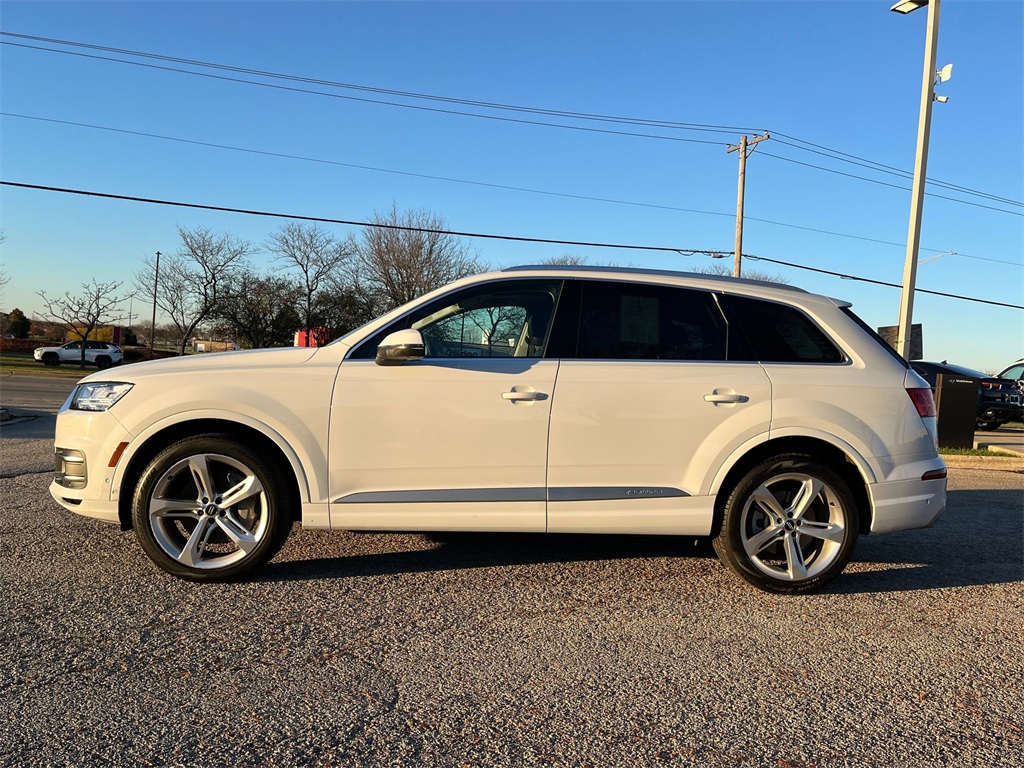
[1,412,1022,768]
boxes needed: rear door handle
[502,389,547,402]
[704,392,748,404]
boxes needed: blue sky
[2,0,1021,372]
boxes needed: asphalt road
[1,398,1022,767]
[0,373,80,414]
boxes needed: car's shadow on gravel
[263,532,718,583]
[261,487,1023,593]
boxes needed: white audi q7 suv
[50,266,946,593]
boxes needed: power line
[3,179,1019,310]
[0,41,727,147]
[770,135,1022,208]
[744,254,1023,310]
[758,150,1023,217]
[5,30,1019,210]
[0,180,728,255]
[0,31,761,137]
[8,111,1017,267]
[0,112,734,217]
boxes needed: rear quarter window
[723,295,844,364]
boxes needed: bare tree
[540,253,589,266]
[466,305,526,355]
[265,222,354,345]
[215,270,301,349]
[137,226,253,354]
[352,205,484,311]
[695,263,788,284]
[0,231,8,302]
[36,279,126,368]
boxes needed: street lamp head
[890,0,928,13]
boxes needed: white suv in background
[34,340,123,369]
[49,266,946,594]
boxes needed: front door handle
[502,389,547,402]
[703,392,748,404]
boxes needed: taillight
[908,387,937,418]
[922,468,947,481]
[980,381,996,390]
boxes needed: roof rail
[501,264,808,292]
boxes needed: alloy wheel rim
[148,453,269,570]
[739,471,847,582]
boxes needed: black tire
[95,356,111,370]
[713,453,859,595]
[976,421,1001,432]
[42,352,60,367]
[131,433,295,582]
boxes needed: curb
[942,454,1024,471]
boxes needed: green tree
[308,275,378,346]
[215,270,301,349]
[7,308,31,338]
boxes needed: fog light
[55,447,87,489]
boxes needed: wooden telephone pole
[726,131,770,277]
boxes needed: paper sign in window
[620,296,659,345]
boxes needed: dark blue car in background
[911,360,1023,431]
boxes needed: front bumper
[49,406,134,524]
[48,484,120,523]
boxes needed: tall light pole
[150,250,161,350]
[891,0,945,360]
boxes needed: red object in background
[112,327,122,345]
[294,329,326,347]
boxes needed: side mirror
[375,329,426,366]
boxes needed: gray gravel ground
[1,421,1022,768]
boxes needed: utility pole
[726,131,770,277]
[150,251,161,350]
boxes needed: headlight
[70,382,134,412]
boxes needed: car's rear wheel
[976,420,1001,431]
[42,352,59,367]
[131,434,294,581]
[713,454,859,594]
[95,355,111,370]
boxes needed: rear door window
[573,280,727,361]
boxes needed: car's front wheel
[713,454,859,594]
[42,352,60,367]
[131,434,294,581]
